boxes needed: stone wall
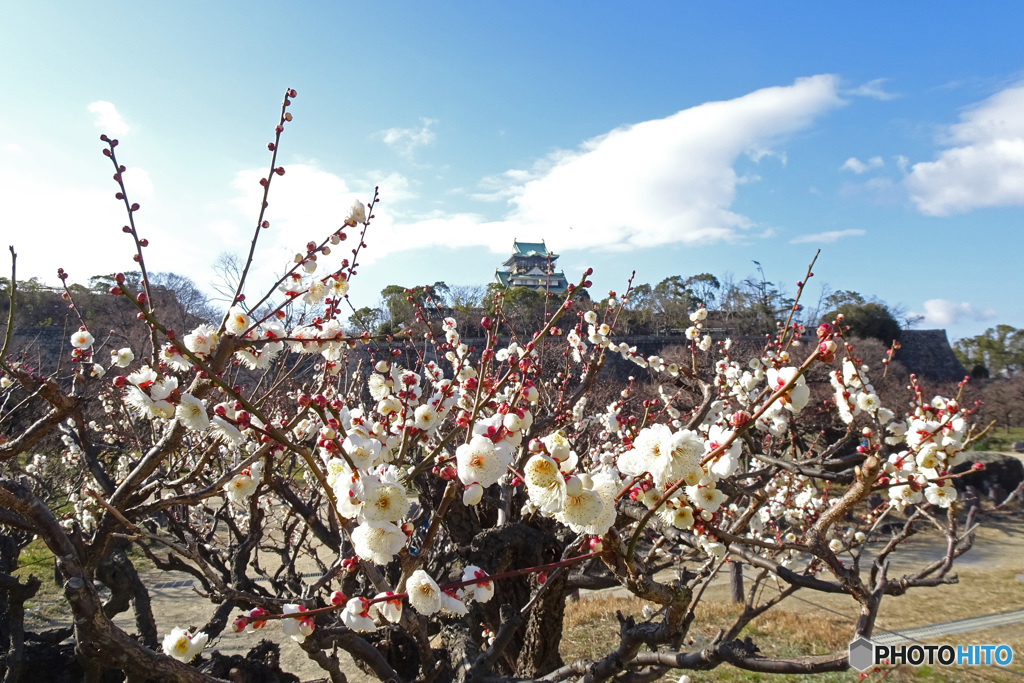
[894,329,968,383]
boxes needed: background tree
[820,292,901,346]
[954,324,1024,377]
[717,265,793,336]
[487,283,551,331]
[979,375,1024,434]
[348,306,381,333]
[684,272,720,309]
[620,283,655,334]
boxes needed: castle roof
[512,239,557,258]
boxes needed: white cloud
[380,118,437,156]
[87,101,130,136]
[846,78,900,101]
[123,167,153,199]
[906,82,1024,215]
[222,76,842,267]
[491,74,842,252]
[472,169,534,202]
[220,162,418,284]
[228,163,357,255]
[789,229,865,244]
[911,299,997,327]
[840,156,884,173]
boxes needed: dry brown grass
[561,554,1024,683]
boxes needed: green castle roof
[513,239,557,258]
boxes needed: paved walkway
[873,609,1024,646]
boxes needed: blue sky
[2,2,1023,340]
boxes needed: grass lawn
[969,425,1024,453]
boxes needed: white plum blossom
[406,569,441,615]
[351,521,406,565]
[575,471,619,536]
[302,279,326,305]
[456,435,508,489]
[327,276,350,298]
[440,590,468,615]
[343,433,382,471]
[856,392,881,415]
[281,604,315,642]
[888,482,924,511]
[555,474,617,534]
[70,329,95,349]
[620,424,703,488]
[162,627,208,662]
[225,306,251,335]
[348,199,367,224]
[766,367,810,414]
[184,324,219,355]
[463,483,484,506]
[211,416,244,446]
[414,403,441,431]
[176,393,209,431]
[925,481,957,508]
[342,597,377,632]
[369,592,403,623]
[360,482,411,524]
[111,347,134,367]
[224,462,262,505]
[462,566,494,603]
[706,424,741,480]
[123,387,156,420]
[686,482,727,513]
[160,344,193,371]
[524,454,566,513]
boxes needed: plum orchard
[0,90,981,682]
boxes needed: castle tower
[494,240,568,293]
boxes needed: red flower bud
[729,410,750,428]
